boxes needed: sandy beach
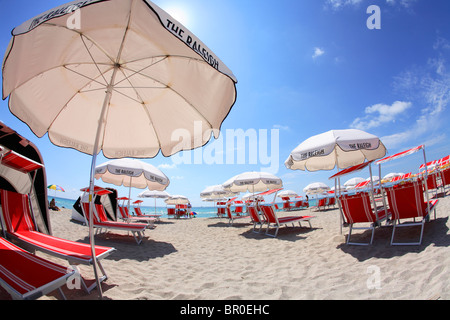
[1,195,449,301]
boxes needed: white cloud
[350,101,412,130]
[312,47,325,59]
[379,39,450,149]
[273,124,290,131]
[158,163,177,170]
[386,0,417,8]
[325,0,362,10]
[326,0,417,10]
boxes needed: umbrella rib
[120,62,215,134]
[80,35,110,85]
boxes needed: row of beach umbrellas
[2,0,237,299]
[2,0,435,300]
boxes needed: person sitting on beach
[49,198,60,211]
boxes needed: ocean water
[48,196,229,219]
[48,196,315,219]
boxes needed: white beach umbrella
[2,0,237,298]
[303,182,330,195]
[285,129,387,171]
[382,172,402,182]
[277,190,299,198]
[95,158,169,211]
[138,189,170,214]
[200,184,237,200]
[165,195,190,205]
[222,171,283,193]
[344,177,365,189]
[95,159,169,191]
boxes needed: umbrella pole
[88,64,119,299]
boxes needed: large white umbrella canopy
[303,182,330,195]
[3,0,237,159]
[2,0,237,299]
[222,171,283,193]
[285,129,387,171]
[95,158,169,191]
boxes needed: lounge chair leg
[58,288,67,300]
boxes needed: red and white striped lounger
[81,202,148,245]
[0,189,115,294]
[0,237,76,300]
[261,205,314,238]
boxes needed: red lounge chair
[282,201,291,211]
[248,206,265,233]
[118,206,156,226]
[441,168,450,194]
[226,207,249,225]
[134,206,161,221]
[81,202,147,245]
[260,205,314,238]
[425,173,439,197]
[339,192,388,245]
[0,237,76,300]
[0,189,115,293]
[167,207,176,218]
[385,181,439,245]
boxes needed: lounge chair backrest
[386,181,427,220]
[167,208,175,215]
[261,205,277,224]
[81,202,101,223]
[226,207,232,219]
[426,173,438,190]
[0,189,35,233]
[95,204,110,222]
[318,198,326,207]
[134,207,142,216]
[248,206,260,222]
[118,206,126,219]
[328,197,336,206]
[441,168,450,187]
[235,206,243,213]
[283,202,290,209]
[339,192,374,224]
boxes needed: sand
[2,195,449,301]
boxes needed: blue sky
[1,0,450,206]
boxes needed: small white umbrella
[95,158,170,211]
[165,195,190,205]
[277,190,299,198]
[200,184,237,199]
[223,171,283,193]
[382,172,402,182]
[95,159,170,191]
[138,190,171,214]
[303,182,330,195]
[344,177,365,189]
